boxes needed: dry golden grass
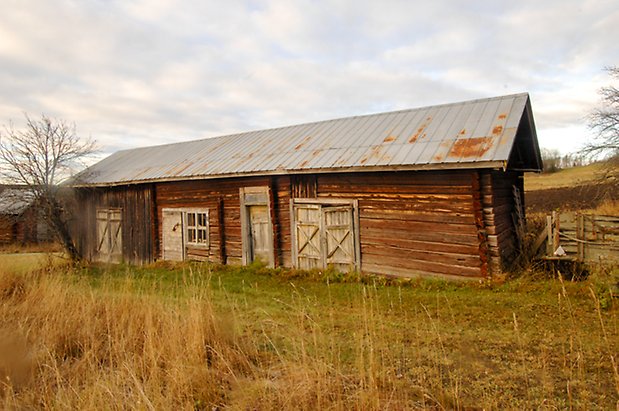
[0,266,429,410]
[0,242,62,254]
[525,163,606,191]
[592,199,619,216]
[0,269,256,409]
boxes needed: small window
[185,210,209,246]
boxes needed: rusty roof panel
[480,94,523,162]
[74,93,540,186]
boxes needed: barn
[0,188,50,245]
[71,93,542,280]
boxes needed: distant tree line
[540,148,587,173]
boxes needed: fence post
[546,214,553,256]
[577,214,584,262]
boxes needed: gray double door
[293,203,356,272]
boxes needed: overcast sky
[1,0,617,160]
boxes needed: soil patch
[525,181,618,214]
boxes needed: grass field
[0,252,63,274]
[525,163,619,215]
[1,257,618,409]
[524,163,606,191]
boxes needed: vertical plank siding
[75,169,522,279]
[73,185,155,264]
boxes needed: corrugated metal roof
[75,93,540,186]
[0,189,35,215]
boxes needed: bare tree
[586,66,619,167]
[0,114,96,260]
[540,148,562,172]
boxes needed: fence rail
[533,212,619,264]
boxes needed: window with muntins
[185,211,208,246]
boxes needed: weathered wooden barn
[0,188,50,245]
[72,93,542,279]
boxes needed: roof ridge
[112,92,530,154]
[75,92,538,186]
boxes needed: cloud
[0,0,617,156]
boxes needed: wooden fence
[533,212,619,264]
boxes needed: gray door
[95,208,122,263]
[162,209,184,261]
[292,203,356,271]
[248,205,271,264]
[323,205,355,272]
[294,204,322,270]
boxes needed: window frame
[183,208,210,248]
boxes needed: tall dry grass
[0,267,258,409]
[0,267,434,409]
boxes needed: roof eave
[73,161,507,188]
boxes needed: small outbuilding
[72,93,542,279]
[0,188,50,245]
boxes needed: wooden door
[240,186,274,267]
[248,205,271,264]
[294,204,322,270]
[323,205,355,272]
[292,202,357,272]
[162,209,184,261]
[96,208,122,263]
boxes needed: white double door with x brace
[292,200,359,272]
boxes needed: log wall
[75,169,524,279]
[0,208,45,245]
[0,215,17,244]
[313,171,486,279]
[154,176,291,266]
[480,170,523,273]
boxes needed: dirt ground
[525,181,619,214]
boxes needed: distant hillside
[524,163,618,214]
[524,163,606,191]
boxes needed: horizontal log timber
[318,171,473,187]
[357,198,474,211]
[362,263,482,281]
[361,218,477,236]
[361,254,482,277]
[486,220,515,235]
[362,226,479,246]
[317,192,475,202]
[483,203,512,216]
[360,209,475,224]
[318,184,475,195]
[362,236,480,255]
[362,244,481,267]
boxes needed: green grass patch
[0,252,66,274]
